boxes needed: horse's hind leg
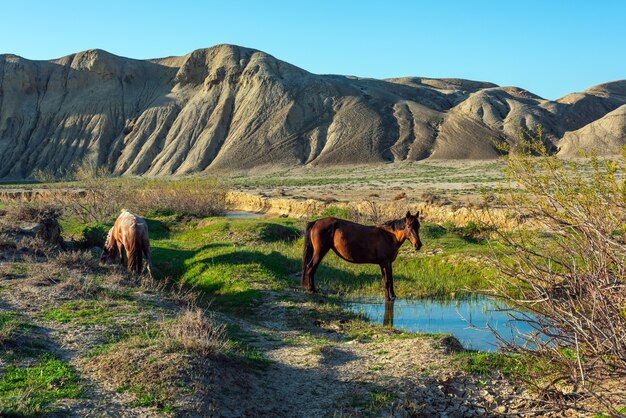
[306,245,330,293]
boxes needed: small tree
[488,127,626,415]
[62,158,121,223]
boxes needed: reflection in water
[345,296,536,352]
[383,300,394,327]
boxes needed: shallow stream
[345,296,535,352]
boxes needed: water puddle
[224,211,264,218]
[345,296,535,352]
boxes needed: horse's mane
[382,218,405,231]
[103,227,115,250]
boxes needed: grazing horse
[101,210,152,276]
[301,211,422,301]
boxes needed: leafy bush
[80,224,110,248]
[420,223,447,240]
[321,205,351,219]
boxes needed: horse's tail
[301,221,315,288]
[126,230,143,274]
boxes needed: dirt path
[0,265,177,417]
[210,292,526,417]
[2,257,590,417]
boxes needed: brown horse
[101,210,152,276]
[301,211,422,301]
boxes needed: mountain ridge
[1,44,624,179]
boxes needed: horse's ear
[416,210,420,218]
[405,211,412,219]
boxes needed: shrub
[80,224,110,248]
[321,205,351,219]
[420,224,447,240]
[487,126,626,414]
[40,157,228,222]
[124,177,227,217]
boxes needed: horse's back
[314,217,378,234]
[311,217,391,263]
[114,211,149,243]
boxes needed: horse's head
[404,211,422,251]
[101,227,117,264]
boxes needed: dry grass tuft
[83,339,193,411]
[53,250,100,272]
[57,275,103,299]
[162,307,227,357]
[0,233,17,251]
[3,204,63,224]
[16,236,56,257]
[101,270,133,287]
[393,192,407,201]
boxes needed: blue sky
[1,0,624,100]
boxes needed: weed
[369,389,395,411]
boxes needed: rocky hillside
[1,44,625,179]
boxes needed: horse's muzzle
[415,243,422,251]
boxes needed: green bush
[321,205,351,219]
[81,224,109,248]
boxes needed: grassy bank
[60,214,495,307]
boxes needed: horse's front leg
[380,263,394,301]
[143,244,153,278]
[118,244,125,268]
[388,263,396,300]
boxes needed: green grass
[41,300,138,325]
[116,384,174,411]
[595,407,626,418]
[368,388,396,412]
[0,355,83,416]
[321,205,352,219]
[60,214,494,306]
[0,312,27,344]
[55,210,496,312]
[456,351,526,377]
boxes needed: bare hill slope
[1,45,624,179]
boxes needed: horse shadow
[150,242,230,278]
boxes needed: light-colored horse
[101,210,152,276]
